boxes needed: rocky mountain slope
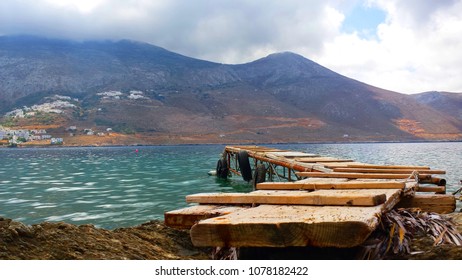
[1,35,461,144]
[412,91,462,122]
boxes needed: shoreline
[2,138,462,149]
[1,214,462,260]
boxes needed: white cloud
[316,0,462,93]
[44,0,107,14]
[0,0,340,61]
[1,0,462,93]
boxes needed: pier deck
[165,145,456,248]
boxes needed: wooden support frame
[225,147,331,173]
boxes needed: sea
[0,142,461,229]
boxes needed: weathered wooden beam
[395,194,456,214]
[225,146,284,153]
[186,190,389,206]
[190,189,402,248]
[164,205,247,229]
[416,185,446,193]
[296,171,433,180]
[333,167,446,174]
[268,151,320,157]
[321,162,367,168]
[418,177,446,186]
[344,164,431,170]
[256,180,406,190]
[294,157,354,163]
[253,152,331,173]
[225,146,329,172]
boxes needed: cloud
[0,0,341,63]
[1,0,462,93]
[317,0,462,93]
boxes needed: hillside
[412,91,462,123]
[1,35,461,145]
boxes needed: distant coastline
[2,138,462,149]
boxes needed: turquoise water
[0,142,461,229]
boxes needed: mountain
[412,91,462,123]
[1,35,461,145]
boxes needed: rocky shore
[1,214,462,260]
[0,217,209,260]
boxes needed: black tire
[254,164,266,184]
[252,164,266,189]
[237,151,252,182]
[216,158,229,179]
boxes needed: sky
[1,0,462,94]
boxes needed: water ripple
[1,143,460,229]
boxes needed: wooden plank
[294,157,353,163]
[186,190,388,206]
[395,194,456,214]
[321,162,367,168]
[345,163,431,170]
[164,205,247,229]
[190,189,402,248]
[416,185,446,193]
[333,167,446,174]
[296,171,433,180]
[419,177,446,186]
[267,151,319,157]
[225,146,283,154]
[301,178,349,183]
[256,180,406,190]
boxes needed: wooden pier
[165,145,456,249]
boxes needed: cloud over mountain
[1,0,462,94]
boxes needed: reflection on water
[0,142,461,229]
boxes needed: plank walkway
[165,145,456,248]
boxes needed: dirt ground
[0,217,209,260]
[1,213,462,260]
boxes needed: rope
[406,170,419,182]
[452,181,462,195]
[403,170,419,196]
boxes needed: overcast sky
[1,0,461,94]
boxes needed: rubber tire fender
[216,158,229,179]
[252,164,266,189]
[237,151,252,182]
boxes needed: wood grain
[164,205,247,229]
[256,180,406,190]
[395,194,456,214]
[186,189,390,206]
[333,168,445,174]
[190,189,402,248]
